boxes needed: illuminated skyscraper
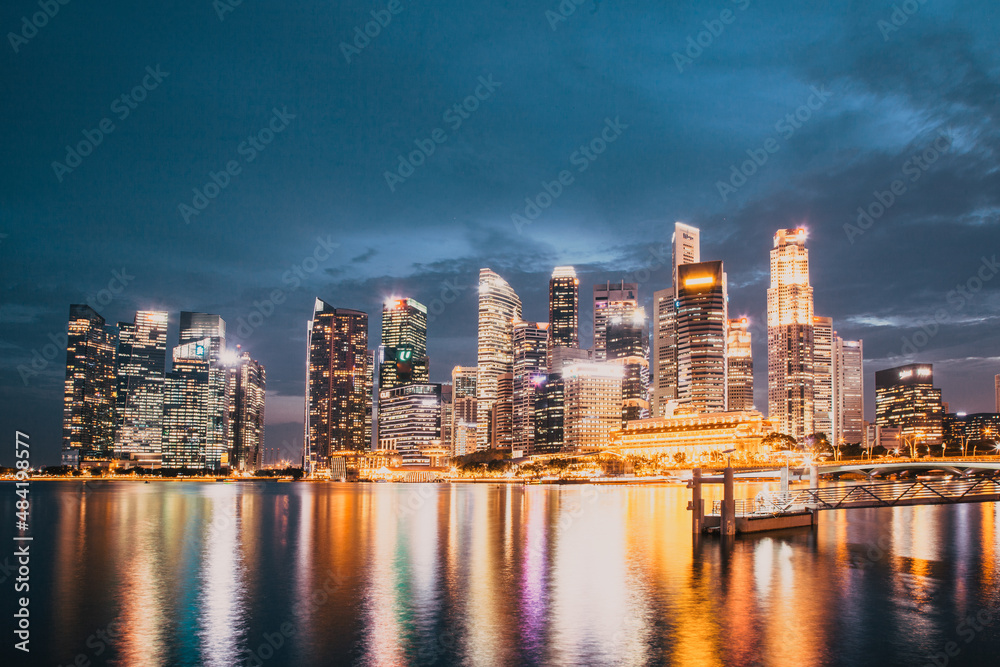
[651,222,701,415]
[379,297,429,389]
[548,266,579,368]
[115,310,169,466]
[606,307,649,424]
[726,318,753,412]
[513,320,549,453]
[476,268,521,450]
[490,372,515,452]
[767,228,814,439]
[226,349,266,472]
[676,261,727,413]
[532,374,565,455]
[593,280,638,362]
[832,336,863,445]
[179,312,228,469]
[562,361,623,451]
[451,365,477,455]
[304,299,369,472]
[163,338,211,469]
[875,363,943,446]
[378,383,441,465]
[812,316,833,439]
[995,374,999,413]
[62,305,117,462]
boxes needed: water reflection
[7,480,1000,666]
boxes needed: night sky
[2,0,998,466]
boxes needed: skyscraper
[226,349,266,472]
[675,261,728,413]
[606,306,649,424]
[532,373,565,455]
[163,338,211,469]
[875,363,943,446]
[593,280,638,362]
[832,336,863,445]
[726,318,753,412]
[451,365,477,456]
[651,222,701,416]
[767,228,815,439]
[304,299,370,473]
[379,297,429,389]
[995,374,1000,413]
[562,361,623,451]
[513,320,549,454]
[115,310,169,467]
[179,312,228,470]
[62,305,117,463]
[490,372,515,452]
[476,269,521,450]
[812,316,833,439]
[548,266,579,368]
[378,383,441,465]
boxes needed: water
[2,480,999,666]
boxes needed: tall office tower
[767,228,815,440]
[366,348,375,450]
[226,349,266,472]
[304,299,369,473]
[995,374,1000,413]
[593,280,639,362]
[490,372,515,451]
[440,383,453,453]
[63,305,117,462]
[179,312,229,470]
[513,320,549,453]
[726,318,754,412]
[606,307,649,424]
[812,316,833,439]
[875,363,943,446]
[451,365,477,455]
[675,261,728,413]
[832,337,863,445]
[115,310,169,467]
[379,297,429,389]
[548,266,579,368]
[650,222,702,416]
[532,374,565,455]
[562,362,623,451]
[476,269,522,450]
[377,383,441,465]
[163,339,211,469]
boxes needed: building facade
[476,269,522,450]
[377,383,442,465]
[874,363,944,447]
[593,280,638,362]
[115,310,169,466]
[451,365,477,456]
[676,261,728,414]
[726,318,753,412]
[832,337,863,445]
[63,305,117,463]
[812,316,833,439]
[606,307,649,424]
[562,361,623,451]
[513,320,549,454]
[548,266,579,368]
[226,350,266,472]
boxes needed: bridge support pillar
[722,467,736,536]
[689,468,704,534]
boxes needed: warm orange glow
[683,276,715,287]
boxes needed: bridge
[689,462,1000,536]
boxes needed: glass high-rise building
[226,349,266,472]
[726,318,754,412]
[451,365,477,455]
[676,261,727,413]
[379,297,429,389]
[532,374,565,455]
[767,228,814,439]
[513,320,549,453]
[592,280,638,362]
[875,363,942,446]
[548,266,579,368]
[606,307,649,424]
[378,383,441,465]
[163,338,211,469]
[476,269,521,450]
[115,310,169,467]
[832,336,863,445]
[304,299,370,472]
[562,361,623,451]
[812,316,833,439]
[63,305,117,462]
[179,312,228,469]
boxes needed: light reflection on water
[3,480,1000,666]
